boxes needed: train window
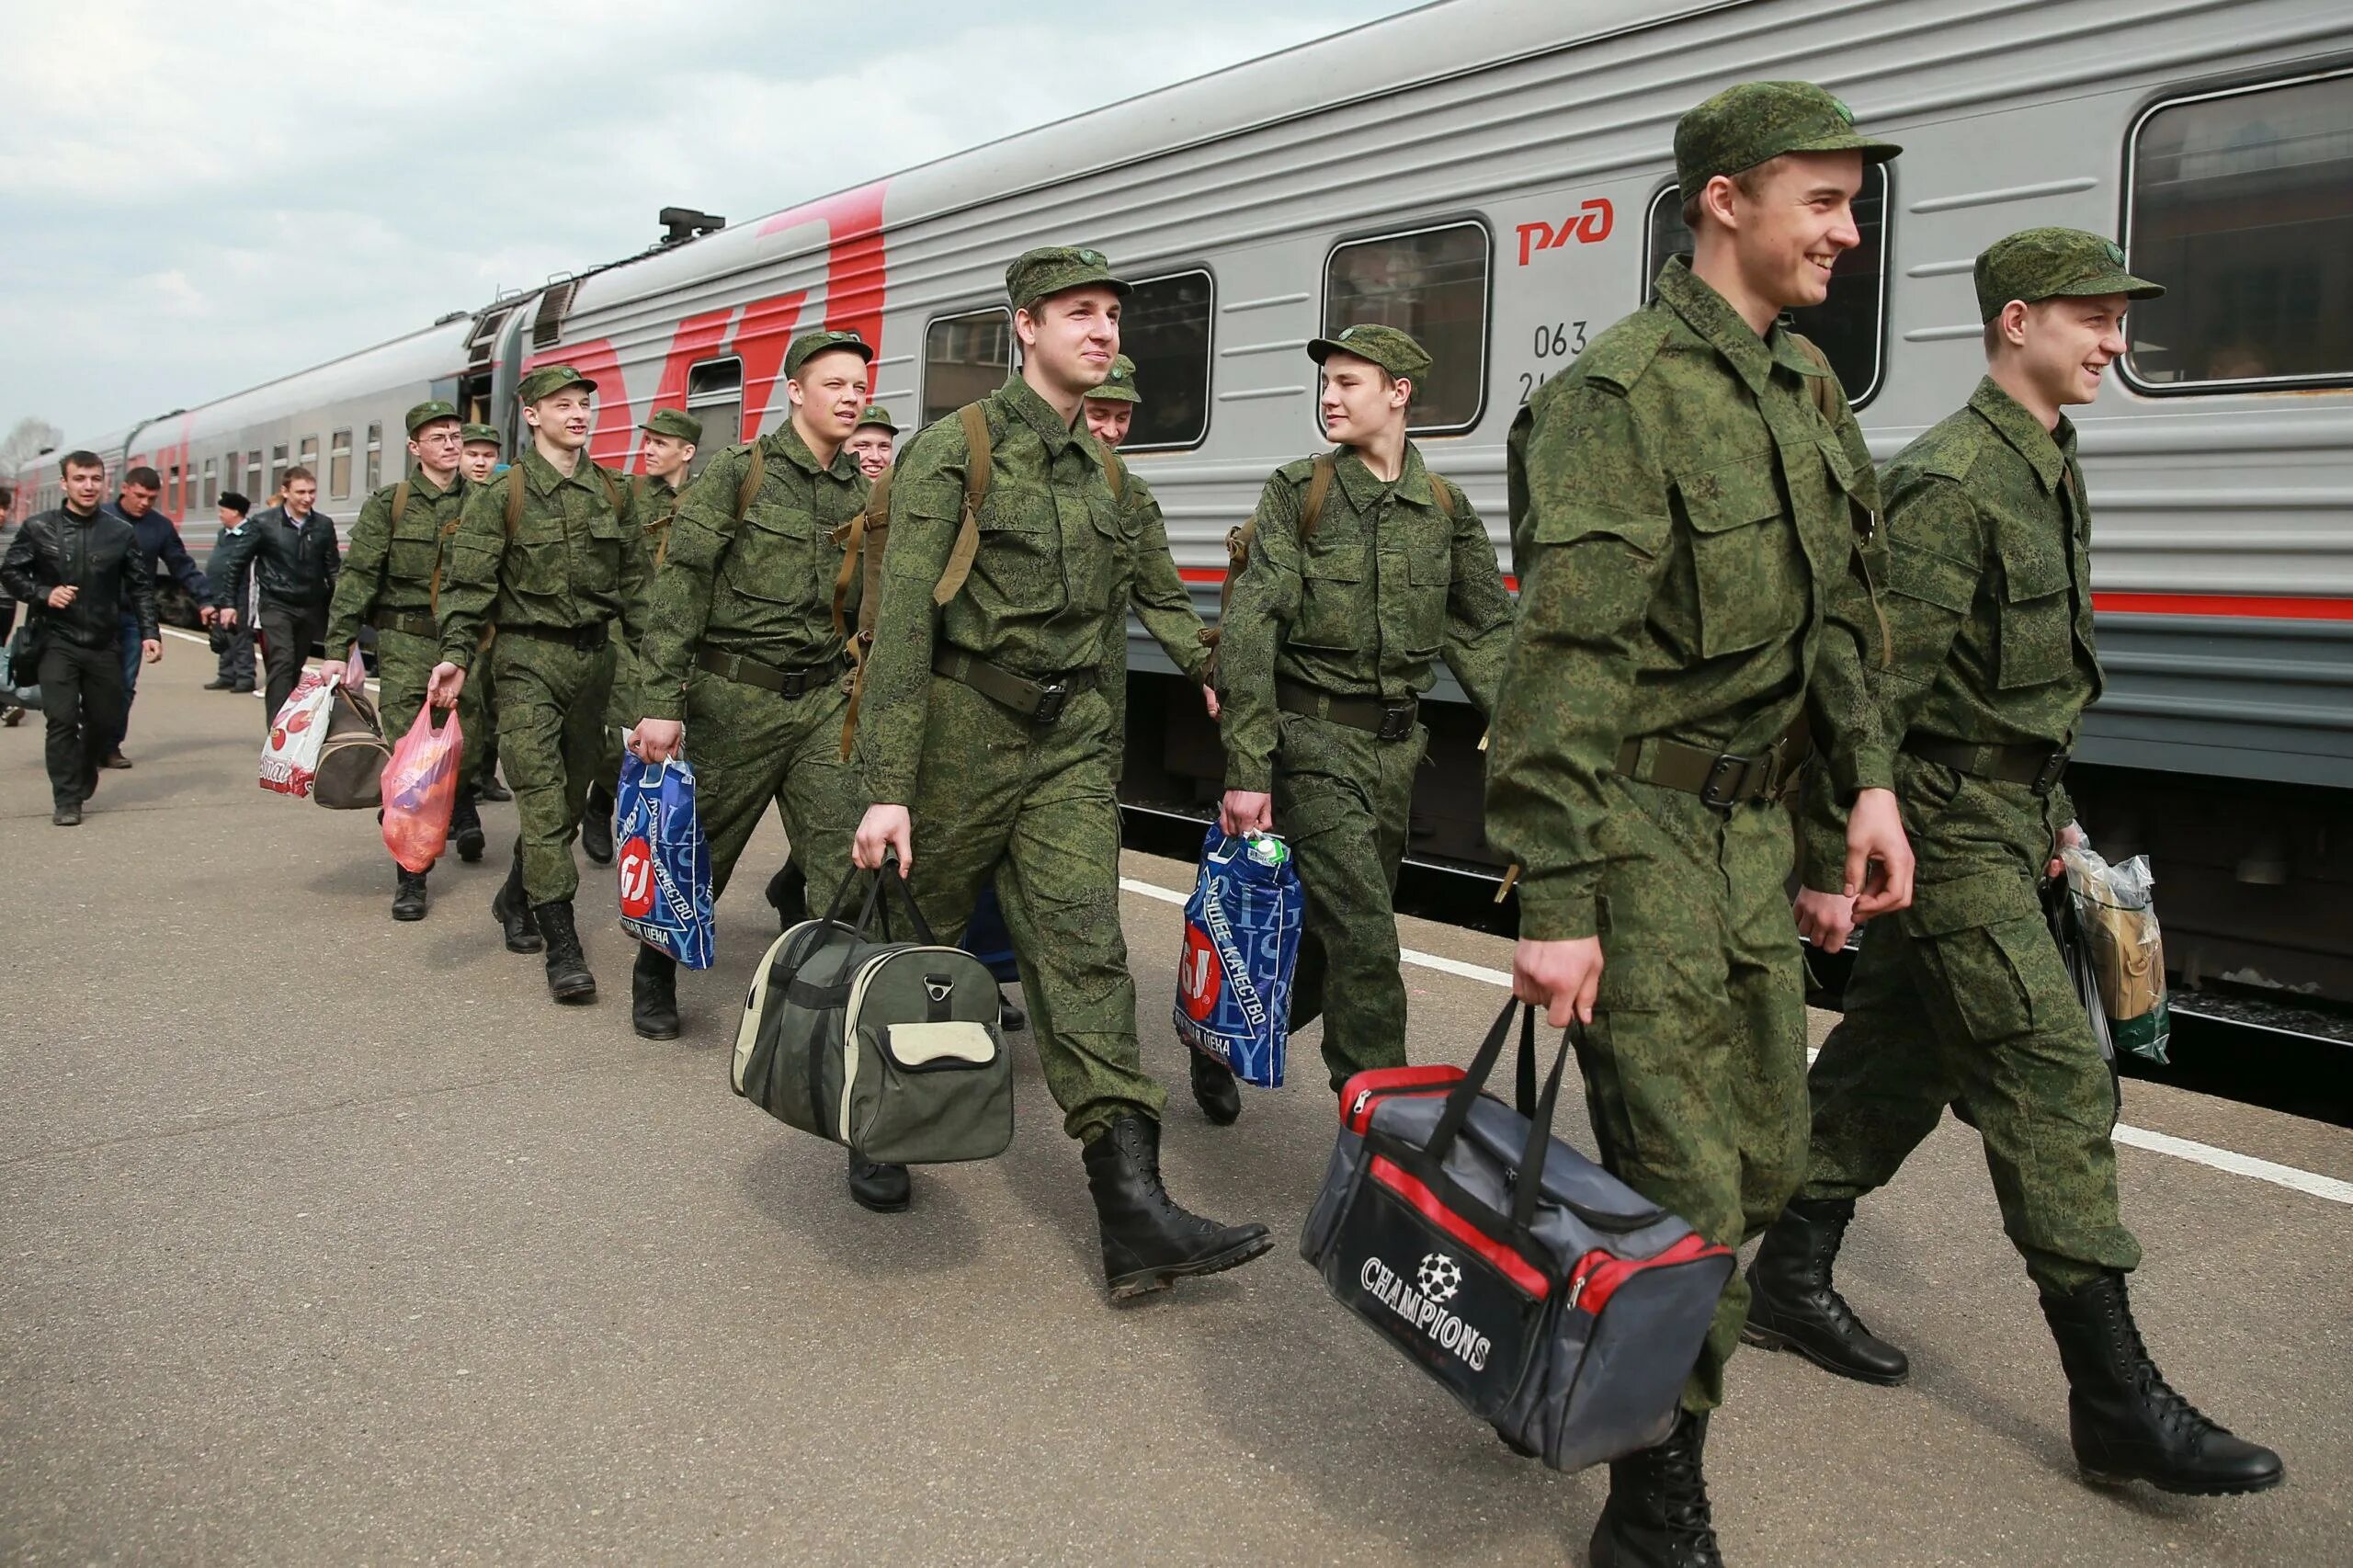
[1643,161,1893,409]
[299,437,320,492]
[684,358,742,481]
[1323,222,1491,434]
[923,307,1013,427]
[329,430,353,499]
[2123,68,2353,392]
[202,459,217,509]
[365,423,382,492]
[269,445,288,498]
[165,462,181,514]
[1117,269,1213,451]
[247,450,263,501]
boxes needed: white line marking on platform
[160,625,379,692]
[1120,873,2353,1207]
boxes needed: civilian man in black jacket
[212,465,341,724]
[203,490,257,692]
[102,464,213,767]
[0,450,160,824]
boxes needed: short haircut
[60,449,105,475]
[124,465,162,489]
[220,491,252,516]
[283,465,317,485]
[1680,161,1775,233]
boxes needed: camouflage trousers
[376,625,486,799]
[894,676,1165,1142]
[1272,709,1425,1091]
[491,631,615,904]
[597,642,639,795]
[683,665,863,914]
[1800,756,2140,1295]
[1583,773,1808,1415]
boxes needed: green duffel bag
[732,862,1012,1165]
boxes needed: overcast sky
[0,0,1423,443]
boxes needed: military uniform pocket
[387,534,441,586]
[1900,868,2047,1042]
[722,509,819,612]
[1996,542,2072,688]
[1677,449,1805,658]
[1296,528,1366,650]
[579,510,625,597]
[503,519,569,600]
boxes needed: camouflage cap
[404,398,461,436]
[517,363,596,404]
[639,407,703,443]
[1086,354,1142,404]
[783,328,873,380]
[1973,227,2165,322]
[852,403,898,433]
[460,422,502,448]
[1674,80,1902,197]
[1307,323,1433,385]
[1005,245,1131,314]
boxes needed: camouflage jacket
[1106,467,1212,686]
[1219,444,1515,792]
[637,423,868,722]
[634,472,680,557]
[324,468,466,652]
[1488,258,1886,941]
[858,375,1132,804]
[434,445,649,671]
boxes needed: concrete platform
[4,638,2347,1565]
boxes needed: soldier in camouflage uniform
[1749,228,2281,1498]
[458,423,510,803]
[321,400,482,919]
[854,246,1270,1296]
[585,407,699,869]
[1486,82,1914,1567]
[846,403,896,480]
[631,334,871,1067]
[1211,326,1513,1123]
[429,364,651,1006]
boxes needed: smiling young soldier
[1487,82,1914,1567]
[852,247,1269,1293]
[1750,229,2283,1499]
[631,334,872,1067]
[1209,326,1513,1123]
[429,365,650,1006]
[845,403,896,481]
[456,421,510,804]
[584,407,701,869]
[320,401,483,918]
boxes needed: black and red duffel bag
[1301,998,1733,1472]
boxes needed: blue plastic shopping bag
[615,758,715,970]
[1173,827,1303,1088]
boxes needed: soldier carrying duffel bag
[1302,996,1734,1475]
[733,858,1012,1171]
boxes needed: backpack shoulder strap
[502,466,525,532]
[733,445,767,521]
[389,480,412,528]
[1790,332,1842,423]
[832,468,891,640]
[1299,451,1338,540]
[596,465,622,512]
[1431,473,1456,519]
[1101,446,1126,502]
[933,403,992,609]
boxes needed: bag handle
[811,854,940,949]
[1424,996,1584,1232]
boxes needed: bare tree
[1,416,64,471]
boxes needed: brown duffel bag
[313,683,391,810]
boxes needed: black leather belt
[933,648,1097,722]
[1615,726,1813,809]
[1276,678,1418,741]
[699,647,841,699]
[371,609,436,638]
[1903,735,2070,795]
[500,621,609,652]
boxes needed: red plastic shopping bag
[381,705,465,873]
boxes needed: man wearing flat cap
[846,403,897,481]
[323,399,485,918]
[1753,228,2282,1499]
[632,330,875,1055]
[1208,325,1513,1125]
[1488,80,1915,1564]
[430,363,652,1006]
[851,245,1270,1291]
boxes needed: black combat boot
[581,780,616,867]
[1189,1052,1241,1126]
[492,849,543,954]
[477,768,512,802]
[535,900,597,1004]
[391,868,430,922]
[631,946,680,1040]
[2040,1272,2283,1495]
[1741,1197,1909,1385]
[764,857,808,932]
[1590,1408,1723,1568]
[1081,1115,1271,1300]
[997,986,1027,1034]
[450,788,486,864]
[847,1149,912,1213]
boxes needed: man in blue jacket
[103,465,213,766]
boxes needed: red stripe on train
[1178,565,1526,593]
[2093,593,2353,621]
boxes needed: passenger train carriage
[10,0,2350,1000]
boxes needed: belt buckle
[1699,752,1746,809]
[1032,680,1069,724]
[1376,701,1415,742]
[2031,750,2071,795]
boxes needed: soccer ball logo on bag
[1417,1252,1462,1305]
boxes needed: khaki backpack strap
[596,465,622,513]
[1432,474,1456,519]
[733,446,766,521]
[1299,452,1337,539]
[831,515,866,640]
[503,466,525,530]
[390,481,413,528]
[933,403,992,609]
[1102,446,1126,502]
[1792,334,1841,423]
[832,469,892,641]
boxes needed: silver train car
[10,0,2349,998]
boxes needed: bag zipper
[1339,1063,1465,1133]
[1566,1233,1731,1314]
